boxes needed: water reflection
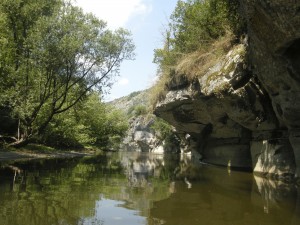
[79,198,146,225]
[252,175,299,225]
[253,176,297,214]
[150,164,300,225]
[0,152,299,225]
[0,153,172,225]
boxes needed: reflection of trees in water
[4,153,299,225]
[0,156,126,225]
[0,153,179,225]
[0,152,210,225]
[5,165,27,192]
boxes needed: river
[0,152,299,225]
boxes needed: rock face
[155,1,300,178]
[244,0,300,177]
[122,115,180,153]
[110,90,180,153]
[121,115,158,152]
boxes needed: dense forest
[0,0,134,149]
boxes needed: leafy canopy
[0,0,135,147]
[43,93,129,149]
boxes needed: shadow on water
[0,152,299,225]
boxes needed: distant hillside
[108,89,151,115]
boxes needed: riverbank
[0,144,95,162]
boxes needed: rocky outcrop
[108,90,151,114]
[243,0,300,177]
[154,1,300,178]
[110,90,180,153]
[121,115,181,153]
[121,115,158,152]
[155,44,261,170]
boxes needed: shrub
[151,117,179,150]
[151,0,245,105]
[132,105,148,116]
[170,0,245,53]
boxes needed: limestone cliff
[154,0,300,178]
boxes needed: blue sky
[74,0,178,101]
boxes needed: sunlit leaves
[0,0,134,145]
[43,93,129,149]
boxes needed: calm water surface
[0,152,299,225]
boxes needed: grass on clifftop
[176,31,234,80]
[150,0,245,106]
[150,32,235,106]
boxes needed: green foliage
[127,104,148,117]
[151,117,179,149]
[0,0,134,146]
[153,30,178,71]
[152,0,245,105]
[151,118,174,141]
[42,93,129,149]
[42,110,93,148]
[100,105,130,149]
[19,143,55,152]
[0,105,17,136]
[133,105,148,116]
[127,91,142,100]
[170,0,244,53]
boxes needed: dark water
[0,152,299,225]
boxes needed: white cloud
[73,0,152,29]
[117,77,129,86]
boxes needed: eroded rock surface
[155,0,300,178]
[121,116,158,152]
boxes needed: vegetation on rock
[152,0,245,104]
[110,89,179,153]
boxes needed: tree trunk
[7,137,31,148]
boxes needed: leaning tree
[0,0,135,146]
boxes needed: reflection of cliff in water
[150,166,300,225]
[252,176,299,225]
[119,152,173,188]
[1,152,299,225]
[0,153,176,225]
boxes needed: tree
[153,0,244,58]
[0,0,135,147]
[77,93,129,148]
[0,0,62,143]
[42,93,129,149]
[152,0,245,104]
[151,117,180,150]
[170,0,235,53]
